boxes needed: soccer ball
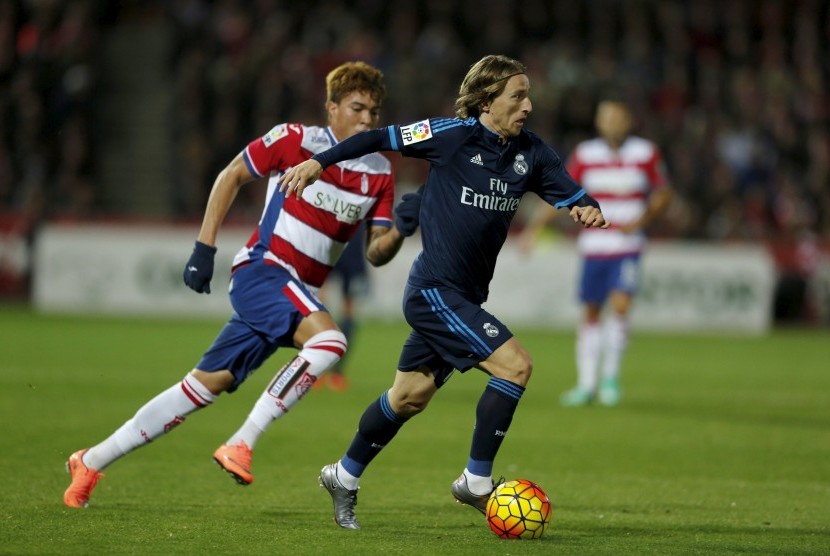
[485,479,552,539]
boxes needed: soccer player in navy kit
[281,54,609,529]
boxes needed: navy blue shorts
[398,284,513,387]
[580,254,641,305]
[196,260,325,391]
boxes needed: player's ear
[325,100,338,120]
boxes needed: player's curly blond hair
[326,61,386,105]
[454,55,527,119]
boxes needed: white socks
[226,330,347,448]
[464,468,494,495]
[576,322,601,392]
[601,313,628,380]
[329,466,492,495]
[335,461,360,490]
[83,375,216,470]
[575,315,629,392]
[81,329,347,472]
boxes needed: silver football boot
[451,473,503,514]
[319,463,360,529]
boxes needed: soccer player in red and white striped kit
[521,97,673,406]
[63,62,422,507]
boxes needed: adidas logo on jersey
[470,153,483,165]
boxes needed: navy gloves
[394,186,424,237]
[183,241,217,294]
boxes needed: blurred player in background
[315,223,370,391]
[279,54,608,529]
[63,61,422,508]
[520,97,673,407]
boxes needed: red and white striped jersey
[235,123,395,292]
[567,136,668,258]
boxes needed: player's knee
[190,369,234,395]
[397,398,430,418]
[499,354,533,387]
[516,356,534,386]
[305,329,348,361]
[388,389,431,418]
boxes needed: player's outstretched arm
[365,185,424,266]
[197,153,254,246]
[568,205,609,228]
[277,159,323,199]
[564,191,610,229]
[279,128,392,199]
[183,152,255,294]
[365,224,405,267]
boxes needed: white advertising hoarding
[366,239,776,333]
[33,224,775,333]
[33,224,247,316]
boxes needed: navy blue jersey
[314,117,587,303]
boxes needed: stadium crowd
[0,0,100,219]
[1,1,828,242]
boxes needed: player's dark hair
[454,55,527,119]
[326,61,386,105]
[594,90,629,112]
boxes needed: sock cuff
[466,459,493,477]
[181,375,216,407]
[304,329,348,357]
[340,456,364,479]
[379,390,408,424]
[486,377,525,401]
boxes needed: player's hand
[394,186,424,237]
[183,241,217,294]
[569,206,609,229]
[278,159,323,199]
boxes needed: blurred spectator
[159,0,830,241]
[2,1,829,313]
[1,0,101,221]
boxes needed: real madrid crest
[513,154,528,175]
[483,322,499,337]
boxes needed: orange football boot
[213,441,254,485]
[64,449,104,508]
[327,373,349,392]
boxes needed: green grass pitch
[1,306,828,554]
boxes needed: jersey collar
[478,118,520,150]
[325,126,339,146]
[602,135,631,152]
